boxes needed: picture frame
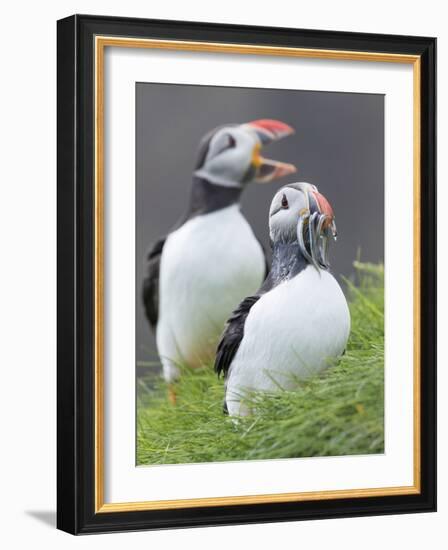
[57,14,436,534]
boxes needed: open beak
[243,119,297,183]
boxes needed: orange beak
[243,119,297,183]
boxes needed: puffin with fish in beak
[215,182,350,416]
[142,120,296,394]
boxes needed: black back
[142,236,167,330]
[142,177,268,331]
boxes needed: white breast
[226,265,350,415]
[157,205,265,381]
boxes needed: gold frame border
[94,36,422,514]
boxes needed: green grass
[137,262,384,465]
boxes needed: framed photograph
[57,14,436,534]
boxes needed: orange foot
[168,384,177,406]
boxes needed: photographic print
[57,16,435,533]
[136,83,385,465]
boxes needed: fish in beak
[297,186,337,271]
[242,119,297,183]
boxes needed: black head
[269,182,337,269]
[194,120,296,188]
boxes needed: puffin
[142,120,296,392]
[215,182,351,416]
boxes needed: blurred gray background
[136,83,384,365]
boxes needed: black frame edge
[419,37,437,514]
[69,12,437,48]
[57,14,437,535]
[57,14,78,535]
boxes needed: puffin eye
[281,194,289,209]
[215,134,237,156]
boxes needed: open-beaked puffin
[215,182,351,416]
[143,120,296,388]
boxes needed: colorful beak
[297,186,337,270]
[311,190,334,220]
[253,156,297,183]
[243,119,296,183]
[308,188,337,239]
[244,119,295,144]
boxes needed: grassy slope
[137,262,384,465]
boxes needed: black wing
[142,236,166,331]
[214,265,276,380]
[214,295,261,379]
